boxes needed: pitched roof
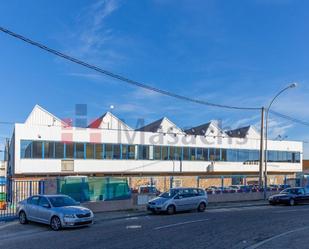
[25,105,67,126]
[136,117,184,134]
[88,112,132,130]
[226,125,259,138]
[185,122,212,135]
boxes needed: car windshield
[48,196,78,207]
[159,189,179,198]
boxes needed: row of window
[20,140,301,163]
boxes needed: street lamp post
[264,83,297,199]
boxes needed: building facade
[6,105,302,184]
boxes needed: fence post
[221,176,224,193]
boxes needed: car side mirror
[43,204,50,208]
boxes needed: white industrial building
[7,105,302,178]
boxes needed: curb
[95,202,269,222]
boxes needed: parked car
[268,187,309,206]
[17,194,94,231]
[147,188,208,215]
[206,186,218,194]
[138,185,160,195]
[269,184,279,191]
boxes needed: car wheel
[50,216,62,231]
[167,205,175,215]
[289,198,295,206]
[198,202,206,212]
[19,211,28,224]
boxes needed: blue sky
[0,0,309,158]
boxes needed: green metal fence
[58,177,131,202]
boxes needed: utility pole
[259,107,264,189]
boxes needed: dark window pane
[75,143,84,159]
[95,144,103,159]
[65,143,74,159]
[174,147,182,160]
[154,146,161,160]
[138,145,149,160]
[86,143,94,159]
[32,141,43,159]
[221,149,227,161]
[203,148,209,161]
[183,147,190,160]
[196,148,204,160]
[20,140,32,158]
[227,149,237,162]
[128,145,135,159]
[162,146,169,160]
[55,142,64,159]
[190,148,196,160]
[113,144,121,159]
[170,147,175,160]
[209,148,216,161]
[44,141,54,158]
[122,145,128,159]
[105,144,113,159]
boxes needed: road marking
[246,225,309,249]
[126,225,142,229]
[125,217,139,220]
[272,207,309,214]
[154,218,209,230]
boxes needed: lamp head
[289,82,298,88]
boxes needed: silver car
[17,194,94,231]
[147,188,208,215]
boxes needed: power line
[269,110,309,127]
[0,26,260,111]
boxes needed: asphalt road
[1,204,309,249]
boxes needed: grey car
[147,188,208,215]
[17,194,94,231]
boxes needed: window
[196,148,204,160]
[183,147,190,160]
[113,144,121,159]
[138,145,149,160]
[209,148,219,161]
[221,149,227,161]
[20,140,32,158]
[55,142,64,159]
[162,146,169,160]
[227,149,238,162]
[75,143,84,159]
[203,148,209,161]
[86,143,94,159]
[95,144,103,159]
[238,150,249,162]
[122,145,128,159]
[169,147,175,160]
[174,147,182,160]
[105,144,113,159]
[44,141,54,158]
[38,197,50,207]
[128,145,135,159]
[28,196,39,205]
[154,146,161,160]
[190,148,196,160]
[32,141,43,158]
[249,150,259,161]
[65,143,74,159]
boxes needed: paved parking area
[1,204,309,249]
